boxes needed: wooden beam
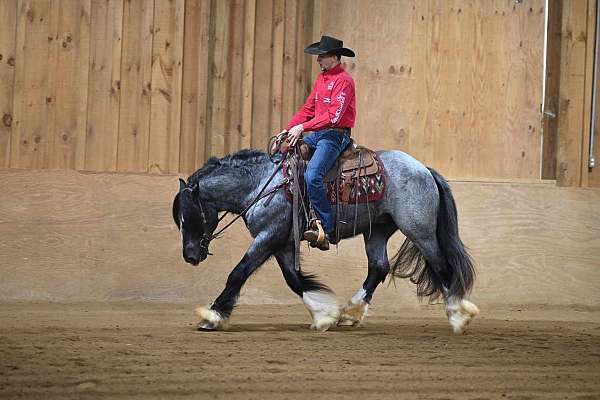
[0,1,17,168]
[556,0,590,186]
[226,0,244,154]
[240,0,256,150]
[542,0,563,180]
[148,0,185,174]
[49,0,91,170]
[117,0,154,172]
[180,0,210,173]
[85,0,123,172]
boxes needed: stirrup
[304,219,326,245]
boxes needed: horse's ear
[179,178,186,192]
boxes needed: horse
[172,148,479,333]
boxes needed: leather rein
[195,157,286,253]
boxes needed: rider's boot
[303,220,330,251]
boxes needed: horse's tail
[390,168,475,301]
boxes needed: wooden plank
[180,0,211,173]
[251,0,273,150]
[281,0,297,125]
[542,0,563,179]
[49,0,91,170]
[11,0,55,169]
[117,0,154,172]
[269,0,284,133]
[240,0,256,150]
[0,1,17,168]
[85,0,123,172]
[294,0,311,111]
[226,0,244,154]
[207,0,230,158]
[557,0,589,186]
[309,0,321,84]
[148,0,185,174]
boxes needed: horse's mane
[186,149,270,186]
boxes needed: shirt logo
[323,97,331,104]
[332,92,346,123]
[327,82,334,90]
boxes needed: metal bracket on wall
[589,0,600,169]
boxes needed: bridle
[181,159,284,256]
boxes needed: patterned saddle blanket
[282,141,386,205]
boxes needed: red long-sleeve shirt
[286,63,356,131]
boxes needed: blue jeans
[303,129,351,233]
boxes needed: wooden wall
[1,169,599,306]
[0,0,313,174]
[318,0,545,179]
[0,0,551,179]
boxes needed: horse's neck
[199,163,273,214]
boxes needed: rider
[282,35,356,251]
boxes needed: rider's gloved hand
[288,124,304,147]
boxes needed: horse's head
[173,179,219,265]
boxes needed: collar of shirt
[321,63,344,78]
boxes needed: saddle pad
[282,149,386,205]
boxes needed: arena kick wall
[0,169,598,306]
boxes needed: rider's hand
[271,129,287,153]
[288,124,304,147]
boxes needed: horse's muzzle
[183,245,208,266]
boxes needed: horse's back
[376,150,439,218]
[377,150,435,186]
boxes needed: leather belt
[331,127,351,136]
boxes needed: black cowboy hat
[304,35,355,57]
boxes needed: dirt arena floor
[0,303,599,400]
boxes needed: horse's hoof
[195,306,227,331]
[197,320,219,331]
[338,299,369,327]
[446,299,479,334]
[303,291,340,332]
[310,314,339,332]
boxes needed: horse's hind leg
[275,242,339,332]
[339,225,396,326]
[400,233,479,334]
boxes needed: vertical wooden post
[0,1,17,168]
[148,0,185,174]
[85,0,123,172]
[556,0,590,186]
[240,0,256,150]
[542,0,563,180]
[49,0,91,171]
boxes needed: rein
[205,159,284,242]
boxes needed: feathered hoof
[338,300,369,327]
[310,312,340,332]
[195,306,228,331]
[303,291,340,332]
[446,299,479,334]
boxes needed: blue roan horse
[172,149,478,333]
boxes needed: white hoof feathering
[339,288,369,326]
[195,306,228,330]
[302,291,340,332]
[445,298,479,334]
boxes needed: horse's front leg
[196,233,276,330]
[274,241,339,332]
